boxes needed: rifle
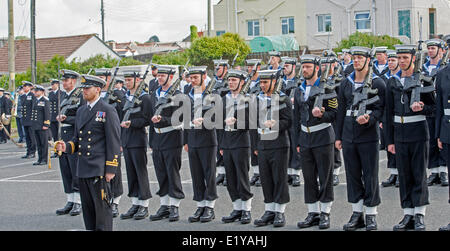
[441,49,450,68]
[310,55,337,109]
[0,119,24,148]
[59,87,83,116]
[104,58,122,104]
[352,48,380,119]
[266,67,287,121]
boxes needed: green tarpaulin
[249,35,300,53]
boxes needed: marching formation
[3,37,450,232]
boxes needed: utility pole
[372,0,376,35]
[7,0,15,91]
[101,0,105,41]
[207,0,211,37]
[31,0,37,84]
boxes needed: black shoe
[319,212,331,229]
[254,211,275,227]
[297,212,320,229]
[382,174,397,187]
[120,205,140,220]
[69,203,81,216]
[21,154,30,159]
[33,161,41,166]
[395,177,400,187]
[112,203,119,218]
[439,223,450,231]
[365,215,377,231]
[169,206,180,222]
[288,175,293,185]
[149,205,170,221]
[414,214,426,231]
[56,202,74,215]
[200,207,215,223]
[250,174,260,186]
[292,175,301,187]
[188,207,205,223]
[222,177,227,186]
[222,210,242,223]
[427,173,441,186]
[273,212,286,228]
[216,174,225,185]
[393,215,415,231]
[133,206,149,220]
[240,211,251,224]
[440,172,449,186]
[333,175,340,186]
[343,212,365,231]
[39,161,47,166]
[255,179,262,187]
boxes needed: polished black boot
[149,205,170,221]
[111,203,119,218]
[343,212,365,231]
[69,203,81,216]
[414,214,426,231]
[188,207,205,223]
[292,175,301,187]
[200,207,215,223]
[216,174,225,185]
[273,212,286,228]
[240,211,251,225]
[365,215,377,231]
[393,215,415,231]
[254,211,275,227]
[319,212,331,229]
[427,173,441,186]
[56,202,74,215]
[297,212,320,229]
[250,174,260,186]
[133,206,149,220]
[169,206,180,222]
[222,210,242,223]
[439,223,450,231]
[440,172,449,186]
[287,175,293,185]
[120,205,140,220]
[381,174,397,187]
[333,175,340,186]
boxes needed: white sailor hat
[213,60,229,67]
[395,44,417,55]
[425,39,445,49]
[60,69,81,79]
[350,47,372,57]
[269,51,281,57]
[22,81,34,87]
[34,85,46,92]
[258,70,279,80]
[246,59,262,66]
[387,50,398,58]
[374,46,388,54]
[187,66,207,76]
[80,75,106,88]
[227,69,248,80]
[157,66,177,75]
[300,54,321,65]
[281,57,298,65]
[94,68,112,77]
[122,69,142,78]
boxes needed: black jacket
[31,96,51,131]
[20,92,36,126]
[121,91,152,148]
[48,90,63,122]
[219,94,251,150]
[435,65,450,144]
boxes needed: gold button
[80,131,83,134]
[78,152,82,156]
[88,131,91,135]
[79,138,82,141]
[87,153,91,156]
[87,146,91,149]
[88,138,91,142]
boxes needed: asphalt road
[0,141,448,231]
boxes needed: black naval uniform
[120,89,153,220]
[0,95,12,143]
[212,77,227,186]
[385,70,434,229]
[435,64,450,231]
[220,92,253,223]
[336,73,385,230]
[48,89,62,142]
[21,90,37,157]
[248,77,262,186]
[148,86,185,220]
[65,97,121,231]
[254,91,292,227]
[31,95,51,165]
[185,89,218,222]
[342,61,355,77]
[57,88,84,215]
[294,78,337,229]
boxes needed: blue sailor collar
[423,59,441,72]
[346,71,380,85]
[301,78,320,91]
[125,90,147,99]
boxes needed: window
[216,30,226,36]
[317,14,332,33]
[247,20,260,37]
[281,17,295,35]
[398,10,411,38]
[355,11,371,31]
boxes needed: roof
[0,34,111,74]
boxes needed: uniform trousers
[24,126,36,155]
[342,141,381,207]
[111,156,123,200]
[395,141,430,209]
[300,144,334,204]
[59,152,79,194]
[258,148,290,204]
[79,177,112,231]
[152,147,185,199]
[223,148,253,202]
[34,129,48,162]
[188,146,218,202]
[123,147,152,201]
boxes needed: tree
[334,32,403,53]
[190,25,199,42]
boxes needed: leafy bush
[334,32,403,53]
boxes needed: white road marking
[0,170,56,181]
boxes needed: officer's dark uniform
[342,49,355,77]
[31,85,51,165]
[148,66,185,222]
[385,45,435,231]
[335,47,386,231]
[435,63,450,231]
[16,87,26,143]
[120,70,153,221]
[20,81,37,158]
[0,90,12,143]
[184,66,218,223]
[56,69,84,216]
[219,69,253,224]
[63,75,121,231]
[372,47,390,78]
[294,55,337,230]
[253,70,292,228]
[148,67,160,96]
[0,89,6,143]
[48,80,62,143]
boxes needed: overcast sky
[0,0,221,43]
